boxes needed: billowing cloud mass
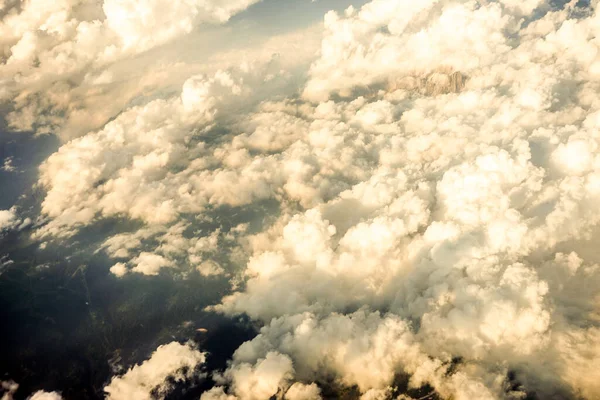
[0,0,261,138]
[11,0,600,398]
[104,341,205,400]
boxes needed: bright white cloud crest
[104,341,206,400]
[4,0,600,398]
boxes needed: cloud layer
[0,0,261,138]
[8,0,600,398]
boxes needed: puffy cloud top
[0,208,19,231]
[104,341,206,400]
[28,391,63,400]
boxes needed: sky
[1,0,600,399]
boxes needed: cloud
[0,207,29,233]
[205,0,600,397]
[102,0,259,52]
[27,392,63,400]
[1,380,19,400]
[25,0,600,398]
[1,384,63,400]
[302,0,514,102]
[34,71,246,239]
[1,157,16,172]
[33,66,313,278]
[0,0,262,138]
[206,310,512,400]
[208,352,295,400]
[0,208,18,231]
[104,341,206,400]
[284,382,322,400]
[556,328,600,399]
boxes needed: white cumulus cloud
[104,341,206,400]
